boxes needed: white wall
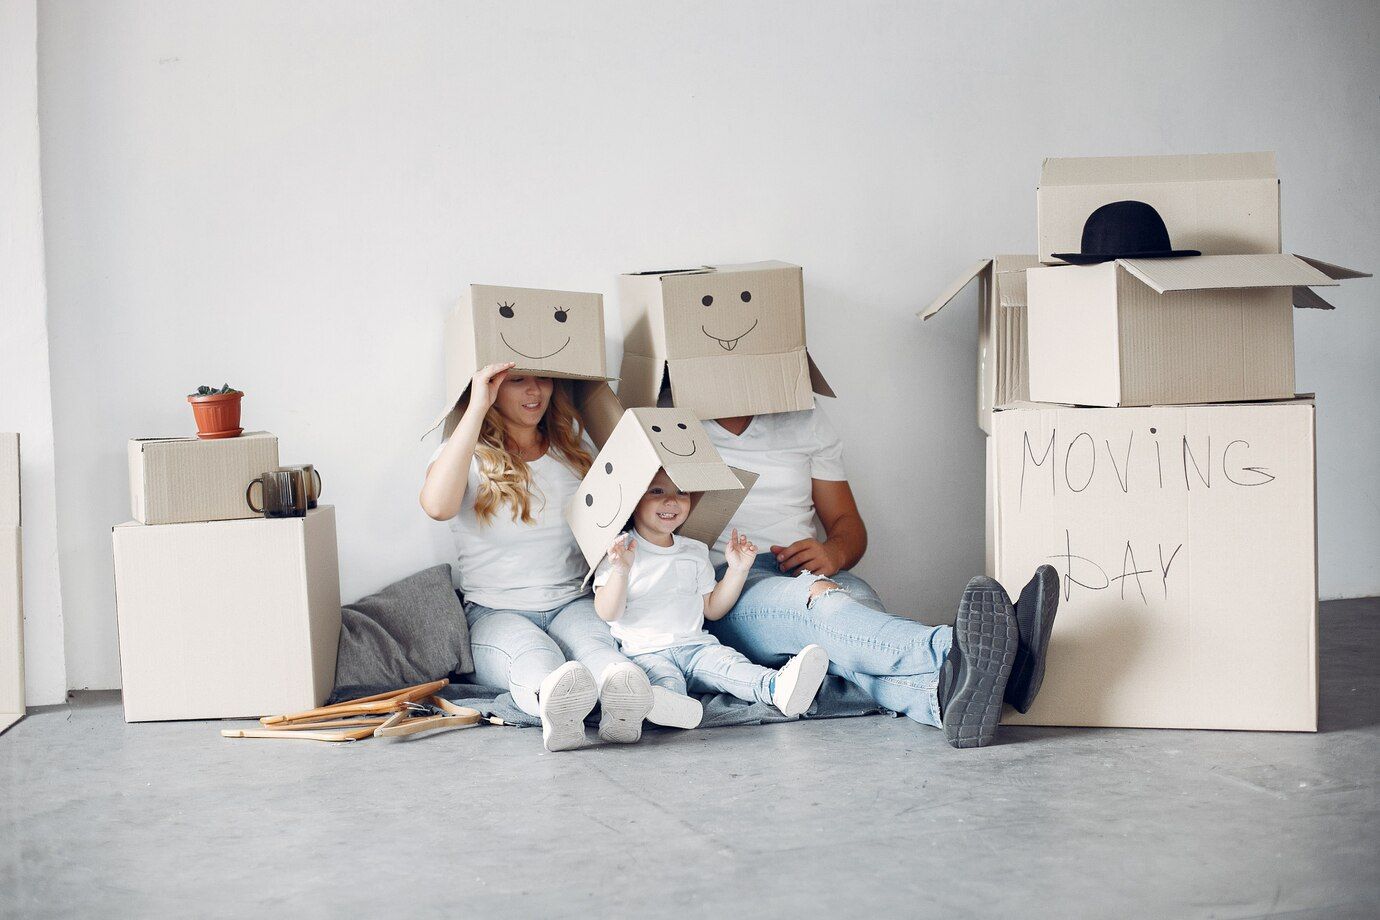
[37,1,1380,689]
[1,0,67,705]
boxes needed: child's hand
[607,533,636,572]
[724,529,758,572]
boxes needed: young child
[593,468,830,727]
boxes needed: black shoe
[937,576,1018,749]
[1005,565,1060,714]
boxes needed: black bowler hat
[1053,200,1201,265]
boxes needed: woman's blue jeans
[708,554,952,726]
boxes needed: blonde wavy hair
[469,379,593,526]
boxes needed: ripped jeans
[707,554,952,727]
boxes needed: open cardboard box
[565,408,757,579]
[1,433,22,735]
[425,283,622,444]
[617,261,834,419]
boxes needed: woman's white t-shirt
[592,534,717,656]
[703,407,847,565]
[429,444,588,611]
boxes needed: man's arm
[770,479,868,576]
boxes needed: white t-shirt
[428,443,588,611]
[703,407,847,564]
[592,533,717,656]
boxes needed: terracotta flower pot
[188,391,243,439]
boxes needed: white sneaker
[596,662,654,744]
[538,662,598,752]
[772,645,829,718]
[646,686,704,730]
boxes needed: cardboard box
[988,401,1317,731]
[921,255,1039,432]
[112,506,342,722]
[0,433,21,734]
[0,431,18,526]
[566,408,756,575]
[1038,152,1282,264]
[1026,254,1367,407]
[617,261,834,419]
[426,284,615,438]
[128,432,280,525]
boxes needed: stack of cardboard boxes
[112,433,341,722]
[1,433,23,734]
[925,152,1367,731]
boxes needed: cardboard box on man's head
[566,408,757,576]
[618,262,834,419]
[426,284,617,439]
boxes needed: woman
[700,405,1061,749]
[421,362,654,752]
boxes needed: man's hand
[770,539,842,577]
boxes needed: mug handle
[246,478,264,513]
[312,468,323,499]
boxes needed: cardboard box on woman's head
[424,283,623,444]
[566,408,758,580]
[617,262,834,420]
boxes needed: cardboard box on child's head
[425,284,614,438]
[618,261,834,420]
[566,408,757,575]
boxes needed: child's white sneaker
[538,661,598,752]
[647,686,703,729]
[597,662,654,744]
[772,644,829,717]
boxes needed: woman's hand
[607,533,636,573]
[723,528,758,573]
[469,362,516,414]
[770,538,842,577]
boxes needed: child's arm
[593,533,636,622]
[704,529,758,621]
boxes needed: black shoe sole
[943,577,1018,749]
[1007,565,1060,714]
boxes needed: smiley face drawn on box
[470,284,605,377]
[658,264,806,361]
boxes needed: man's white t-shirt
[703,407,847,565]
[428,444,588,611]
[592,534,717,656]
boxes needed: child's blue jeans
[631,638,775,706]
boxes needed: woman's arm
[419,362,514,521]
[770,479,868,576]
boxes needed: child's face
[633,469,692,537]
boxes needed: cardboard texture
[427,284,613,437]
[1038,152,1282,264]
[112,506,342,722]
[566,408,755,575]
[1026,254,1367,407]
[989,402,1317,731]
[921,255,1040,432]
[128,432,280,525]
[0,432,18,525]
[1,433,21,732]
[618,261,834,419]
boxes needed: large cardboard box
[0,431,18,526]
[566,408,756,576]
[426,284,615,438]
[1038,152,1282,265]
[112,506,342,722]
[618,261,834,419]
[1026,254,1366,407]
[1,432,21,734]
[988,401,1317,731]
[128,432,280,525]
[921,255,1039,432]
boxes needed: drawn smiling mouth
[596,486,623,529]
[659,440,697,457]
[701,319,758,352]
[500,334,571,361]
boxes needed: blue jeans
[708,554,952,727]
[465,594,634,717]
[631,639,775,706]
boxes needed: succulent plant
[188,383,241,398]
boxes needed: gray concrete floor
[2,598,1377,920]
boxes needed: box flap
[1041,151,1277,187]
[1292,254,1371,281]
[997,270,1029,309]
[666,351,815,419]
[1118,254,1336,294]
[575,381,624,449]
[1292,287,1337,311]
[919,259,992,320]
[806,352,835,398]
[679,466,759,547]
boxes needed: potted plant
[187,383,244,439]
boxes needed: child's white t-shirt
[592,533,717,656]
[428,443,588,611]
[703,407,847,565]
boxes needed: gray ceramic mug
[246,469,308,518]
